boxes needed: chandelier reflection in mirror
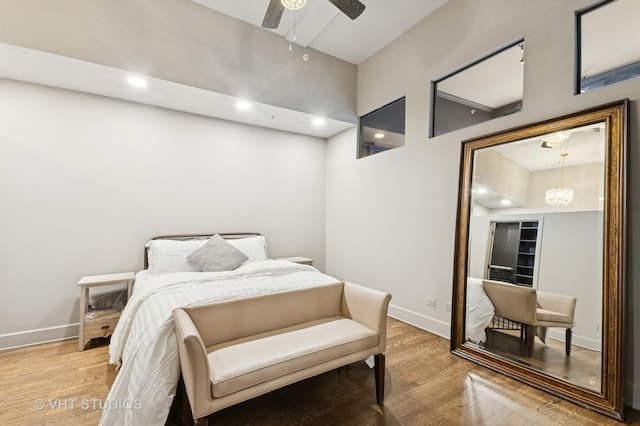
[545,153,574,208]
[281,0,305,9]
[541,131,570,148]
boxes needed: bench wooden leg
[171,375,207,426]
[374,353,385,404]
[524,325,534,357]
[180,386,193,426]
[565,329,572,356]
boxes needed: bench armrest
[342,282,392,352]
[173,308,212,418]
[537,291,577,323]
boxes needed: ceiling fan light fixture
[281,0,306,10]
[262,0,365,29]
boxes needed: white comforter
[466,277,495,344]
[99,260,339,426]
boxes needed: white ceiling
[0,1,449,139]
[472,123,605,209]
[494,123,605,172]
[581,0,640,78]
[437,42,524,109]
[191,0,449,65]
[0,43,353,138]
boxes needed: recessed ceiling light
[500,199,512,205]
[312,118,325,126]
[476,186,488,194]
[236,101,251,111]
[127,76,148,88]
[374,133,385,139]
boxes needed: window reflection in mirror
[430,40,524,137]
[358,97,405,158]
[466,122,606,392]
[577,0,640,93]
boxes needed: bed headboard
[143,232,261,269]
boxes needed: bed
[465,277,495,344]
[98,233,340,426]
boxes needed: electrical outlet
[445,302,452,312]
[424,298,436,307]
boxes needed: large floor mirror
[451,100,628,420]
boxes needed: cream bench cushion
[209,317,378,397]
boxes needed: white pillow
[145,235,268,275]
[146,239,206,275]
[227,235,268,263]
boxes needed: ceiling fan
[262,0,366,29]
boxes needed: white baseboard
[388,303,450,340]
[0,323,78,352]
[546,329,601,352]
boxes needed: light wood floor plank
[0,319,637,425]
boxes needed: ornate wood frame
[450,100,628,420]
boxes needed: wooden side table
[276,256,314,266]
[78,272,135,351]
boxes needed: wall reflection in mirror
[464,122,606,392]
[431,40,524,137]
[577,0,640,93]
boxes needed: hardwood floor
[1,319,638,425]
[0,338,117,425]
[482,328,601,391]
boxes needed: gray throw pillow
[186,234,248,272]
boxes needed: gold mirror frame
[451,100,627,420]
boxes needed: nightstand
[78,272,135,351]
[276,256,314,266]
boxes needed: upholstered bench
[173,281,392,425]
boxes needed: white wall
[326,0,640,408]
[0,79,327,348]
[537,212,603,349]
[475,149,530,206]
[326,126,456,338]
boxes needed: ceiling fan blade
[327,0,366,20]
[262,0,285,29]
